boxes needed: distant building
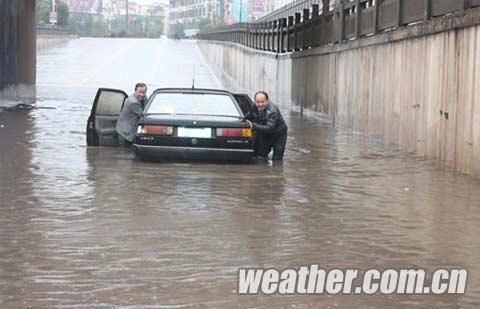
[103,1,165,20]
[169,0,216,35]
[249,0,266,21]
[254,0,336,22]
[231,0,248,23]
[101,0,166,35]
[63,0,103,14]
[224,0,232,24]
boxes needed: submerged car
[86,87,256,162]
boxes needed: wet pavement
[1,38,480,308]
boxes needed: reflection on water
[0,38,479,308]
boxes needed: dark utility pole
[239,0,242,22]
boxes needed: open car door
[86,88,127,146]
[233,93,255,121]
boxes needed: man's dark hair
[254,90,269,101]
[135,82,147,91]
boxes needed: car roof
[151,88,234,95]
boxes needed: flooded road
[1,38,480,308]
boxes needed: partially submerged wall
[198,16,480,176]
[199,41,293,109]
[37,35,77,52]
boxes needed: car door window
[233,94,255,120]
[87,88,127,146]
[96,91,127,115]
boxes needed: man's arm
[128,100,143,117]
[252,112,279,134]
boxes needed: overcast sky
[134,0,166,4]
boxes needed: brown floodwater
[0,38,479,308]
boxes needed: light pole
[126,0,129,34]
[239,0,242,22]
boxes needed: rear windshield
[145,92,241,117]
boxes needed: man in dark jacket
[246,91,288,161]
[115,83,148,145]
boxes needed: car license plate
[177,127,211,138]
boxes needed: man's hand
[246,120,253,129]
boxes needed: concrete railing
[198,0,480,52]
[256,0,334,23]
[36,25,70,36]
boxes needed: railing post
[338,1,345,43]
[303,8,310,49]
[259,23,265,50]
[263,22,268,50]
[374,0,381,34]
[270,21,274,51]
[264,22,268,51]
[396,0,403,28]
[272,20,277,52]
[251,24,254,47]
[255,24,258,49]
[423,0,432,21]
[238,26,241,44]
[262,22,266,50]
[260,23,266,50]
[243,24,247,46]
[277,18,282,52]
[294,12,301,51]
[288,15,294,51]
[313,3,320,17]
[322,0,329,14]
[355,0,361,38]
[253,24,257,48]
[258,23,262,50]
[260,22,264,50]
[311,4,320,46]
[266,22,270,51]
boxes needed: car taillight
[216,128,252,138]
[138,125,173,135]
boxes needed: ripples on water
[0,38,479,308]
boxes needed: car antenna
[191,65,196,89]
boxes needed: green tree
[91,16,108,37]
[145,16,164,38]
[67,13,108,37]
[57,2,70,26]
[198,18,210,30]
[36,0,51,25]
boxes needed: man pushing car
[246,91,288,161]
[115,82,148,146]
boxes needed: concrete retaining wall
[198,23,480,176]
[37,35,77,52]
[199,41,293,112]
